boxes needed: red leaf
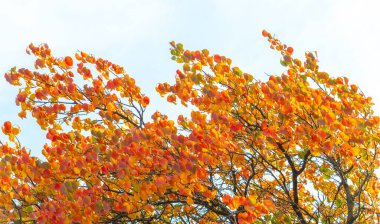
[287,47,294,54]
[3,121,12,133]
[64,56,73,67]
[262,29,269,37]
[214,54,221,63]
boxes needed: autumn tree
[1,30,379,223]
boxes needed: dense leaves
[1,31,379,223]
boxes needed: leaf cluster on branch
[1,30,379,223]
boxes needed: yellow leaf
[353,147,360,156]
[248,195,257,205]
[106,102,116,111]
[73,167,81,175]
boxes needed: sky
[1,0,380,158]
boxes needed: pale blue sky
[1,0,380,158]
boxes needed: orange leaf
[214,54,221,63]
[263,199,275,211]
[262,29,269,37]
[64,56,73,66]
[287,47,294,54]
[143,96,150,105]
[3,121,12,133]
[186,197,194,205]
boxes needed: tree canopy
[1,30,379,223]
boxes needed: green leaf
[298,150,306,159]
[24,205,34,213]
[319,166,328,173]
[37,161,50,169]
[91,136,98,143]
[65,181,73,193]
[336,199,343,208]
[133,183,140,191]
[232,67,242,76]
[176,43,184,51]
[322,173,330,180]
[94,201,103,212]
